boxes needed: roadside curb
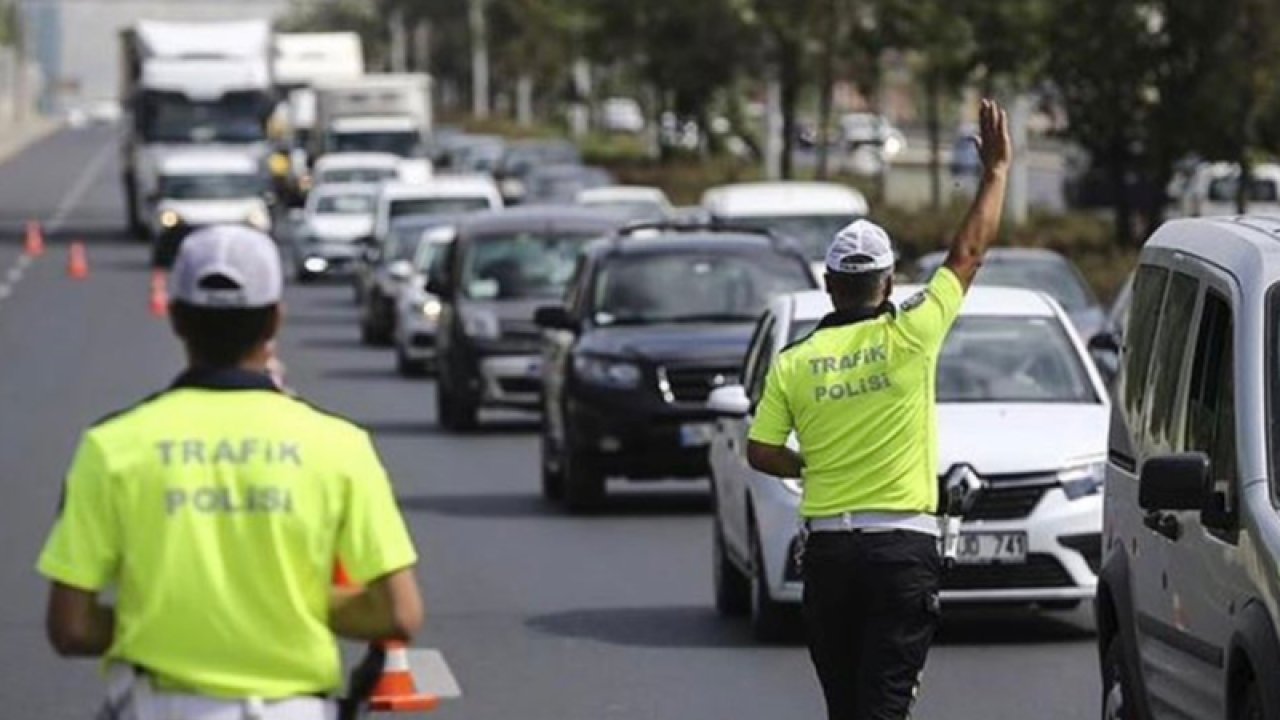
[0,118,62,167]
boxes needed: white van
[1181,162,1280,218]
[701,181,869,279]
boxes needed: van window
[1121,266,1170,431]
[1144,272,1198,455]
[1185,291,1235,497]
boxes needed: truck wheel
[713,516,750,617]
[1101,635,1135,720]
[123,174,145,239]
[750,523,794,643]
[1237,680,1262,720]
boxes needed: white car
[291,182,377,282]
[371,176,503,246]
[392,225,456,376]
[575,185,672,221]
[701,181,869,280]
[1180,161,1280,218]
[708,285,1110,640]
[309,152,403,189]
[150,150,272,264]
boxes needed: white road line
[0,284,10,300]
[5,265,23,283]
[14,254,30,269]
[45,134,117,234]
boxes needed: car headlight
[1059,461,1105,500]
[460,307,500,339]
[159,210,181,229]
[421,299,442,318]
[573,354,641,389]
[246,207,271,231]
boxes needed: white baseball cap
[825,219,895,275]
[170,225,283,308]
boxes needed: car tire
[562,421,604,512]
[713,515,750,617]
[540,427,564,502]
[396,347,426,378]
[1238,680,1263,720]
[360,318,391,346]
[296,269,316,285]
[1101,635,1135,720]
[749,521,794,643]
[436,378,478,432]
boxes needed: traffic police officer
[747,99,1011,720]
[37,226,424,719]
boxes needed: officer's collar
[171,366,280,392]
[816,301,896,330]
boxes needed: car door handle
[1143,512,1182,542]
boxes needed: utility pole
[388,7,408,73]
[469,0,489,119]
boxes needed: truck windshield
[591,251,813,325]
[390,197,491,218]
[461,231,598,300]
[160,174,263,200]
[141,91,268,144]
[333,131,419,157]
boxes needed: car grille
[659,365,739,403]
[942,553,1074,591]
[411,333,435,348]
[966,485,1049,521]
[498,377,541,395]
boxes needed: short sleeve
[37,434,120,591]
[336,433,419,585]
[748,359,794,446]
[895,266,965,351]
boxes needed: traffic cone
[23,220,44,257]
[67,242,89,280]
[367,641,440,713]
[149,270,168,317]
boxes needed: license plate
[679,422,715,447]
[955,531,1027,565]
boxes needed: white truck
[310,74,433,165]
[119,19,275,237]
[272,33,364,174]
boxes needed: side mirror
[707,384,750,417]
[534,305,578,332]
[1139,453,1211,512]
[426,270,451,297]
[388,260,414,282]
[1088,331,1121,354]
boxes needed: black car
[493,139,583,205]
[534,223,817,510]
[428,206,624,430]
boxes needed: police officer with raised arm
[746,99,1011,720]
[37,225,424,720]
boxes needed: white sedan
[708,285,1111,640]
[290,182,377,282]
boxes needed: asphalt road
[0,126,1100,719]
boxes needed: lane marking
[0,284,9,300]
[5,264,23,283]
[46,135,117,234]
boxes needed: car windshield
[333,131,419,157]
[528,171,612,203]
[461,231,598,300]
[592,252,814,325]
[918,256,1095,311]
[936,316,1096,403]
[1208,176,1279,203]
[315,193,374,215]
[502,144,581,175]
[319,167,398,184]
[391,197,491,218]
[142,92,267,143]
[160,173,263,200]
[737,214,858,260]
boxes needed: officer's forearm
[330,570,424,642]
[46,583,115,657]
[747,440,805,479]
[944,167,1008,289]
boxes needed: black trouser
[802,530,942,720]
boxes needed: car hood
[937,403,1109,475]
[577,323,755,365]
[159,198,264,225]
[307,215,372,241]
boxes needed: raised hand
[974,99,1012,174]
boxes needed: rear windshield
[735,214,859,261]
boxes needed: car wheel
[435,378,478,432]
[1238,680,1263,720]
[540,426,564,502]
[749,521,794,643]
[562,417,604,512]
[396,347,426,378]
[296,269,316,285]
[713,513,750,617]
[1101,635,1135,720]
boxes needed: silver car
[393,226,455,376]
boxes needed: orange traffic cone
[368,641,440,713]
[149,270,168,317]
[67,242,89,280]
[24,220,44,257]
